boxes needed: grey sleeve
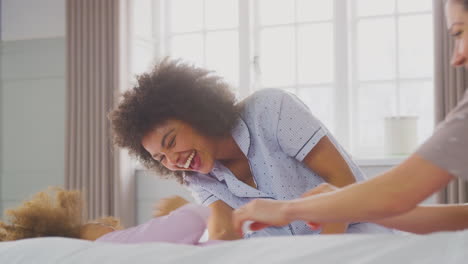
[416,92,468,180]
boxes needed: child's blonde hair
[0,187,121,241]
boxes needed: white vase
[384,116,418,156]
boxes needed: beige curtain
[433,0,468,203]
[66,0,135,226]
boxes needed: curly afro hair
[0,187,83,241]
[0,187,123,241]
[108,58,239,184]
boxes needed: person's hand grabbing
[232,199,291,236]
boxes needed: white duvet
[1,230,467,264]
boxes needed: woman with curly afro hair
[109,58,393,241]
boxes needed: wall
[0,0,65,214]
[1,0,65,41]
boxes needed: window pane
[297,0,333,22]
[133,0,152,38]
[132,41,155,75]
[297,23,334,84]
[399,15,433,78]
[357,0,395,16]
[170,34,204,66]
[170,0,203,33]
[398,0,432,13]
[206,31,239,87]
[259,0,294,25]
[297,87,334,132]
[358,18,396,80]
[205,0,238,30]
[399,81,434,144]
[260,27,295,87]
[356,83,396,156]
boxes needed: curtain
[433,0,468,203]
[66,0,135,226]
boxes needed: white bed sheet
[1,230,467,264]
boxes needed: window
[131,0,434,159]
[165,0,240,90]
[255,0,336,135]
[352,0,433,157]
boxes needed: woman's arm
[292,182,468,234]
[232,154,454,234]
[301,136,356,234]
[375,204,468,234]
[287,154,454,222]
[208,200,243,240]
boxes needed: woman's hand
[301,183,339,230]
[232,199,291,235]
[232,184,340,235]
[153,195,190,217]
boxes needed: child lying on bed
[0,187,217,245]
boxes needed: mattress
[1,230,467,263]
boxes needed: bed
[1,230,467,263]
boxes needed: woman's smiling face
[446,0,468,68]
[141,119,219,174]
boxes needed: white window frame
[248,0,350,149]
[144,0,433,161]
[348,0,434,157]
